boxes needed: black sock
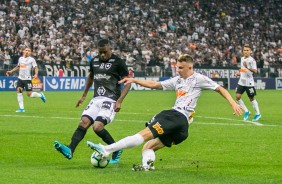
[68,126,87,153]
[96,129,115,145]
[96,129,119,159]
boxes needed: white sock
[105,133,144,153]
[30,92,41,98]
[237,99,248,112]
[142,149,156,167]
[251,99,260,115]
[17,93,24,109]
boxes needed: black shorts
[17,79,33,91]
[236,84,256,98]
[147,109,189,147]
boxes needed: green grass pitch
[0,90,281,184]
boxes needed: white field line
[0,114,279,127]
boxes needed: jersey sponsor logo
[239,68,248,73]
[152,122,164,135]
[94,74,111,80]
[101,101,112,109]
[20,64,26,68]
[97,86,106,95]
[176,89,186,97]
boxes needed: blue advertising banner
[276,78,282,90]
[44,77,94,91]
[0,77,18,91]
[0,76,44,91]
[230,78,276,90]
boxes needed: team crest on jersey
[177,79,181,84]
[97,86,106,95]
[100,63,104,69]
[105,63,112,70]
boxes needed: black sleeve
[118,58,129,77]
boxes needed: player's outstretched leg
[54,140,72,159]
[109,150,123,164]
[87,141,110,158]
[40,92,46,103]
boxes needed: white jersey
[160,72,220,120]
[238,56,257,87]
[17,56,37,80]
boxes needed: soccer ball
[90,151,109,168]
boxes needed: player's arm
[6,65,20,76]
[115,76,132,112]
[243,61,257,73]
[33,66,39,78]
[246,67,257,74]
[215,86,242,116]
[76,73,94,107]
[119,77,163,89]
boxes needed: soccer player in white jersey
[86,54,242,171]
[6,47,46,112]
[235,44,261,121]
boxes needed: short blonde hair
[177,54,194,63]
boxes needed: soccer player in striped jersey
[235,44,261,121]
[87,54,242,171]
[6,47,46,112]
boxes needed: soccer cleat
[16,108,25,113]
[87,141,110,158]
[40,92,46,103]
[132,160,155,171]
[243,111,250,121]
[252,114,261,121]
[109,150,123,164]
[54,141,72,159]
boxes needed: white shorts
[82,96,116,124]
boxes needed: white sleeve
[160,76,179,90]
[197,74,220,90]
[32,58,38,67]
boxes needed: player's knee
[26,91,32,97]
[92,121,105,132]
[79,116,92,128]
[17,87,23,93]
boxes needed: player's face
[98,46,112,61]
[176,62,193,78]
[23,48,31,57]
[243,47,251,58]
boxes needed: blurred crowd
[0,0,281,76]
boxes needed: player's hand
[232,103,243,116]
[243,61,247,68]
[33,74,38,78]
[114,100,121,112]
[76,96,86,107]
[118,77,135,85]
[6,71,11,76]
